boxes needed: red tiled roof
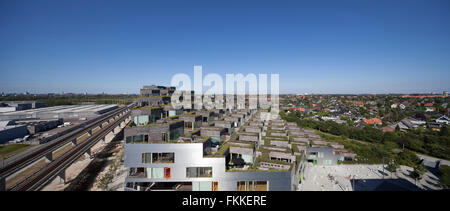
[372,118,382,124]
[364,118,382,125]
[289,107,305,112]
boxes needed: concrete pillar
[45,152,53,163]
[105,132,114,143]
[57,171,66,184]
[0,177,5,191]
[84,148,91,159]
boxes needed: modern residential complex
[123,86,357,191]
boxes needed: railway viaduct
[0,104,133,191]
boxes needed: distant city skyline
[1,0,449,94]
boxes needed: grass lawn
[315,130,420,167]
[0,144,35,159]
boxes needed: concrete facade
[124,143,295,191]
[306,147,344,165]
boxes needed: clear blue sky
[1,0,449,94]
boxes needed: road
[417,153,450,168]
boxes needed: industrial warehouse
[0,104,119,144]
[0,104,118,121]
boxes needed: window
[128,167,146,178]
[237,181,246,191]
[127,135,148,144]
[170,127,183,141]
[141,152,175,164]
[192,181,214,191]
[162,133,168,142]
[186,167,213,178]
[237,181,268,191]
[308,152,317,159]
[152,168,164,179]
[142,153,152,163]
[255,181,268,191]
[185,122,193,129]
[134,135,143,143]
[152,152,175,164]
[134,115,149,126]
[146,168,152,178]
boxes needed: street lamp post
[352,175,355,191]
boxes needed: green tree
[410,163,427,185]
[438,165,450,189]
[386,160,400,178]
[440,124,449,137]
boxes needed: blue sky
[1,0,449,94]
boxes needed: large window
[128,167,147,178]
[186,167,213,178]
[237,181,268,191]
[134,115,150,126]
[192,181,216,191]
[152,152,175,164]
[170,127,183,141]
[126,135,149,144]
[142,152,174,164]
[152,168,164,179]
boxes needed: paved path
[417,154,450,168]
[299,164,442,191]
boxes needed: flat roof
[0,104,118,121]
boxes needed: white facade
[124,143,296,191]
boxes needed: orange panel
[164,167,171,179]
